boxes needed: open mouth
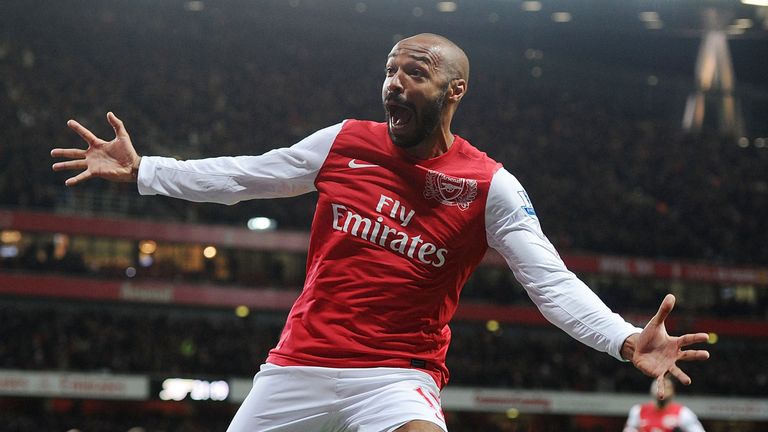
[386,102,414,130]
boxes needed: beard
[384,84,450,149]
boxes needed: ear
[448,78,467,103]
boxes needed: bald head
[382,33,470,154]
[390,33,470,84]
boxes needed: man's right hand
[52,112,141,186]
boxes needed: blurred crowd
[0,403,597,432]
[1,0,767,266]
[4,235,767,320]
[1,302,765,397]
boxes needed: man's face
[382,41,451,149]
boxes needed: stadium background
[1,0,767,430]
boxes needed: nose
[386,71,404,94]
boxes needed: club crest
[424,170,478,211]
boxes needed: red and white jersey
[624,401,706,432]
[138,119,641,388]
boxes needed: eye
[409,68,426,78]
[385,66,396,76]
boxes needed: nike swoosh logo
[348,159,379,169]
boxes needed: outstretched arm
[52,112,141,185]
[53,114,343,204]
[485,168,642,360]
[620,294,710,399]
[485,168,710,392]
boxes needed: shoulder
[487,168,537,218]
[668,402,686,414]
[455,135,502,174]
[677,405,704,429]
[678,404,698,417]
[625,404,642,426]
[339,119,387,135]
[328,120,388,152]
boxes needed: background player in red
[624,376,706,432]
[52,33,710,432]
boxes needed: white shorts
[226,363,448,432]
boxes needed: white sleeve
[136,122,343,205]
[485,168,642,360]
[623,405,641,432]
[679,406,706,432]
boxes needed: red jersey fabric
[267,120,501,388]
[637,402,685,432]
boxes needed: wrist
[130,156,142,182]
[621,334,638,361]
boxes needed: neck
[402,118,455,160]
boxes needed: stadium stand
[1,0,766,430]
